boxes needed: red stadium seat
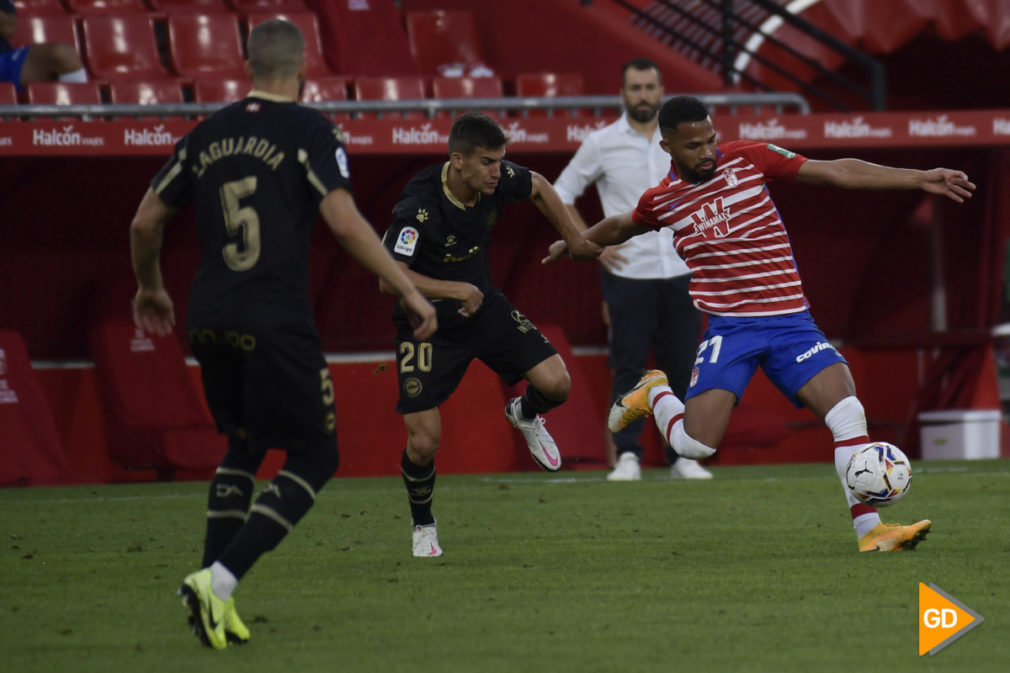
[227,0,306,11]
[81,15,170,81]
[148,0,230,11]
[245,11,334,78]
[353,76,426,119]
[193,77,249,103]
[109,78,185,104]
[0,82,16,105]
[65,0,148,13]
[0,330,70,486]
[432,75,504,117]
[405,9,486,75]
[167,13,246,80]
[12,0,68,15]
[10,13,80,53]
[514,72,586,117]
[302,76,350,120]
[25,81,102,105]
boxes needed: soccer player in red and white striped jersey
[545,96,976,551]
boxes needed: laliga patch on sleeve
[766,144,796,159]
[394,226,420,256]
[335,147,350,178]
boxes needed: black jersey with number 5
[151,93,352,329]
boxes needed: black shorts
[393,291,557,414]
[188,324,337,454]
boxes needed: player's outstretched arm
[796,158,976,203]
[529,172,602,260]
[321,189,437,339]
[541,212,647,265]
[130,187,177,337]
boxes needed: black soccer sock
[217,449,337,581]
[401,449,436,527]
[202,436,266,567]
[519,384,563,419]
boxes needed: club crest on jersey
[724,168,739,188]
[690,197,733,238]
[394,227,420,255]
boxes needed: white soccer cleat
[669,458,713,480]
[606,452,642,481]
[505,397,562,471]
[412,523,443,558]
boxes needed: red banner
[2,110,1010,156]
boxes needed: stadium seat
[0,330,70,486]
[514,72,586,116]
[167,13,246,81]
[245,12,334,78]
[65,0,148,13]
[87,292,226,478]
[192,77,249,103]
[432,75,504,117]
[10,13,80,54]
[353,76,426,119]
[0,82,16,105]
[405,9,486,75]
[148,0,230,12]
[12,0,68,16]
[301,76,350,120]
[109,78,185,104]
[227,0,306,11]
[307,0,418,77]
[25,81,102,105]
[81,15,171,81]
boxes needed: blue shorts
[0,47,29,89]
[685,311,847,408]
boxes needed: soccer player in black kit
[129,19,436,649]
[380,112,601,557]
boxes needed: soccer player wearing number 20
[544,96,976,553]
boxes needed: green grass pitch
[2,460,1007,672]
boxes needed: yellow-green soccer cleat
[858,519,932,552]
[224,597,250,645]
[179,568,228,649]
[607,369,669,433]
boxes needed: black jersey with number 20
[151,93,352,329]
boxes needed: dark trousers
[601,270,701,458]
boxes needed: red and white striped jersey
[631,140,809,317]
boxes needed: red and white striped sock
[825,396,879,538]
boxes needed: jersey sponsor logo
[690,197,733,238]
[394,226,420,255]
[795,341,838,363]
[335,146,349,178]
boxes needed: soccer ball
[845,442,912,507]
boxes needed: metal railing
[0,91,810,120]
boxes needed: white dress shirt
[554,114,690,280]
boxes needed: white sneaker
[412,523,443,558]
[670,458,713,480]
[505,397,562,471]
[606,452,641,481]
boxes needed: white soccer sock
[58,68,88,83]
[649,387,716,459]
[210,561,238,601]
[825,396,879,538]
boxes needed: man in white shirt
[554,58,711,481]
